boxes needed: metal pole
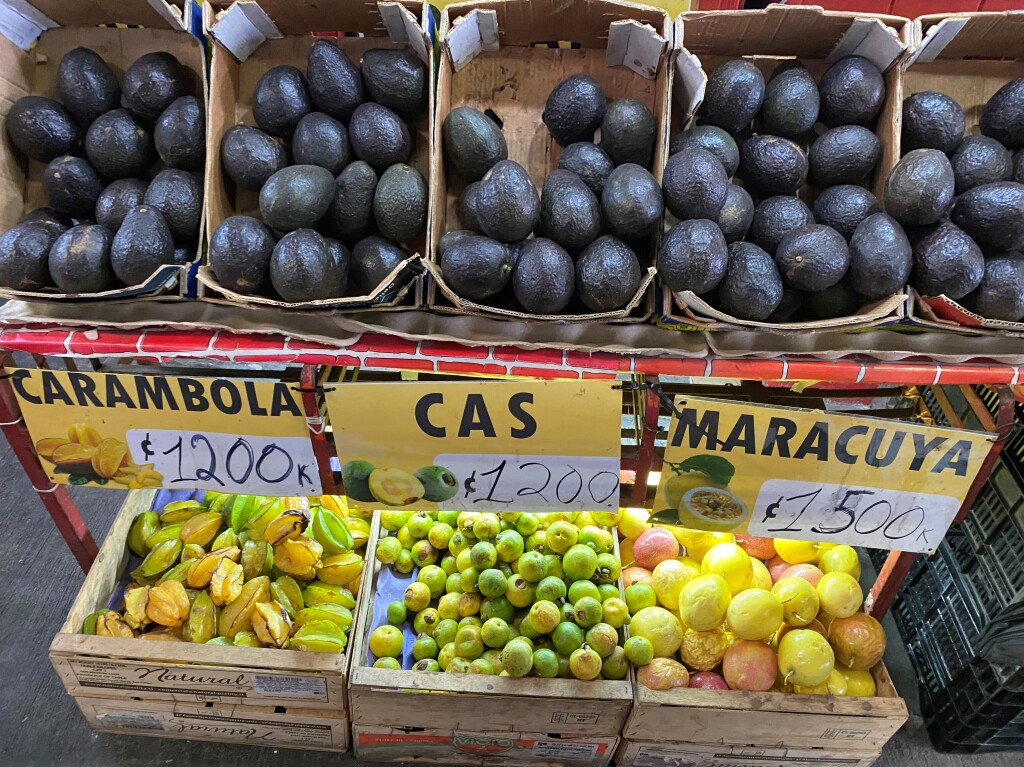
[300,364,337,495]
[629,381,661,507]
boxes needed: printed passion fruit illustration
[678,487,749,532]
[341,459,376,502]
[663,454,735,508]
[652,454,742,530]
[369,468,425,506]
[414,465,459,502]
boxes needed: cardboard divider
[201,0,430,312]
[427,0,673,324]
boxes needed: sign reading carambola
[652,396,994,553]
[325,380,622,512]
[10,368,321,495]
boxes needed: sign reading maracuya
[325,381,621,511]
[652,396,994,552]
[11,369,320,495]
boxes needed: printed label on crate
[325,381,621,511]
[9,368,321,495]
[652,397,994,552]
[532,740,603,761]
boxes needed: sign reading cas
[325,381,621,512]
[11,368,321,496]
[652,396,994,553]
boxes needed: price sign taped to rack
[9,368,321,495]
[325,380,621,512]
[651,396,995,553]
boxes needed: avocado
[110,205,175,285]
[812,185,881,240]
[95,179,148,231]
[818,56,885,128]
[951,136,1014,194]
[600,98,656,168]
[259,165,335,232]
[361,49,428,118]
[320,161,377,244]
[438,234,512,301]
[980,76,1024,150]
[476,160,540,243]
[252,65,311,137]
[85,107,157,180]
[292,112,352,175]
[56,47,120,126]
[556,142,615,197]
[42,156,104,219]
[775,224,849,291]
[152,95,206,173]
[808,126,881,187]
[512,238,575,314]
[374,164,427,244]
[172,247,190,265]
[740,135,807,197]
[208,215,276,295]
[910,221,984,299]
[1016,150,1024,183]
[902,91,965,154]
[19,208,71,238]
[966,253,1024,321]
[0,223,57,290]
[950,181,1024,251]
[414,466,459,503]
[350,235,407,295]
[5,97,81,162]
[442,107,508,182]
[576,235,642,312]
[804,280,861,320]
[540,169,600,250]
[657,219,728,294]
[220,125,288,192]
[669,126,739,177]
[750,196,814,255]
[761,61,819,138]
[766,287,806,323]
[601,164,663,240]
[341,460,376,502]
[717,241,783,321]
[122,52,185,121]
[438,230,476,260]
[883,149,955,226]
[306,40,364,124]
[48,224,117,292]
[269,229,336,302]
[323,237,350,297]
[543,75,606,147]
[144,169,202,245]
[847,212,912,299]
[348,103,412,172]
[663,147,728,221]
[700,59,765,134]
[717,185,754,243]
[459,182,484,233]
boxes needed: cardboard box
[200,0,430,311]
[427,0,672,324]
[615,740,880,767]
[0,0,206,302]
[900,12,1024,337]
[660,5,912,334]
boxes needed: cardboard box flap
[210,1,282,62]
[911,13,1024,65]
[0,0,56,50]
[12,0,183,31]
[907,17,968,66]
[825,17,904,73]
[379,1,429,65]
[606,19,666,80]
[673,46,704,122]
[208,0,422,37]
[446,8,499,73]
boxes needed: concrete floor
[0,440,1021,766]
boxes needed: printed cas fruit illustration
[341,460,376,502]
[414,465,459,502]
[369,467,424,506]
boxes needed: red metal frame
[299,364,337,495]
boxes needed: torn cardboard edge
[0,263,186,303]
[445,8,499,73]
[825,16,905,73]
[907,16,969,66]
[910,291,1024,339]
[672,34,704,120]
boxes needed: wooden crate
[615,740,880,767]
[50,490,361,720]
[348,513,634,754]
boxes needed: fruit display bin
[348,514,633,767]
[49,489,364,752]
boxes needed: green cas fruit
[414,466,459,502]
[341,460,375,502]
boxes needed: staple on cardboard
[826,17,904,73]
[379,1,430,65]
[446,9,499,73]
[605,20,665,80]
[211,1,283,62]
[906,18,969,66]
[0,0,56,50]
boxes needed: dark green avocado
[700,59,765,134]
[808,126,881,187]
[883,149,954,227]
[804,280,860,320]
[292,112,352,175]
[1016,150,1024,183]
[323,237,350,297]
[144,169,202,246]
[775,224,850,291]
[902,91,965,154]
[252,65,311,137]
[813,185,881,241]
[750,196,814,255]
[540,169,600,251]
[361,49,428,118]
[980,76,1024,150]
[5,97,81,162]
[600,98,656,168]
[19,208,71,238]
[663,147,728,221]
[307,40,364,124]
[110,205,175,285]
[459,181,484,233]
[717,185,754,244]
[438,230,476,260]
[512,238,575,314]
[348,103,412,172]
[373,164,427,244]
[717,241,783,321]
[557,142,615,197]
[576,235,642,312]
[442,107,508,182]
[601,163,663,241]
[220,125,287,192]
[966,253,1024,321]
[950,181,1024,251]
[669,126,739,177]
[42,156,104,219]
[657,219,728,294]
[48,224,117,293]
[740,135,807,197]
[259,165,336,232]
[848,212,912,299]
[438,234,512,301]
[761,61,819,138]
[84,108,155,180]
[766,287,806,323]
[0,223,58,290]
[121,52,185,120]
[154,96,205,171]
[543,75,606,147]
[270,229,335,302]
[95,179,148,231]
[951,136,1014,194]
[57,47,120,126]
[350,235,407,295]
[321,161,378,244]
[818,55,885,128]
[910,220,984,299]
[476,160,540,243]
[208,215,276,295]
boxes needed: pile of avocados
[0,49,203,293]
[438,75,660,315]
[209,42,428,303]
[890,79,1024,321]
[658,55,900,322]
